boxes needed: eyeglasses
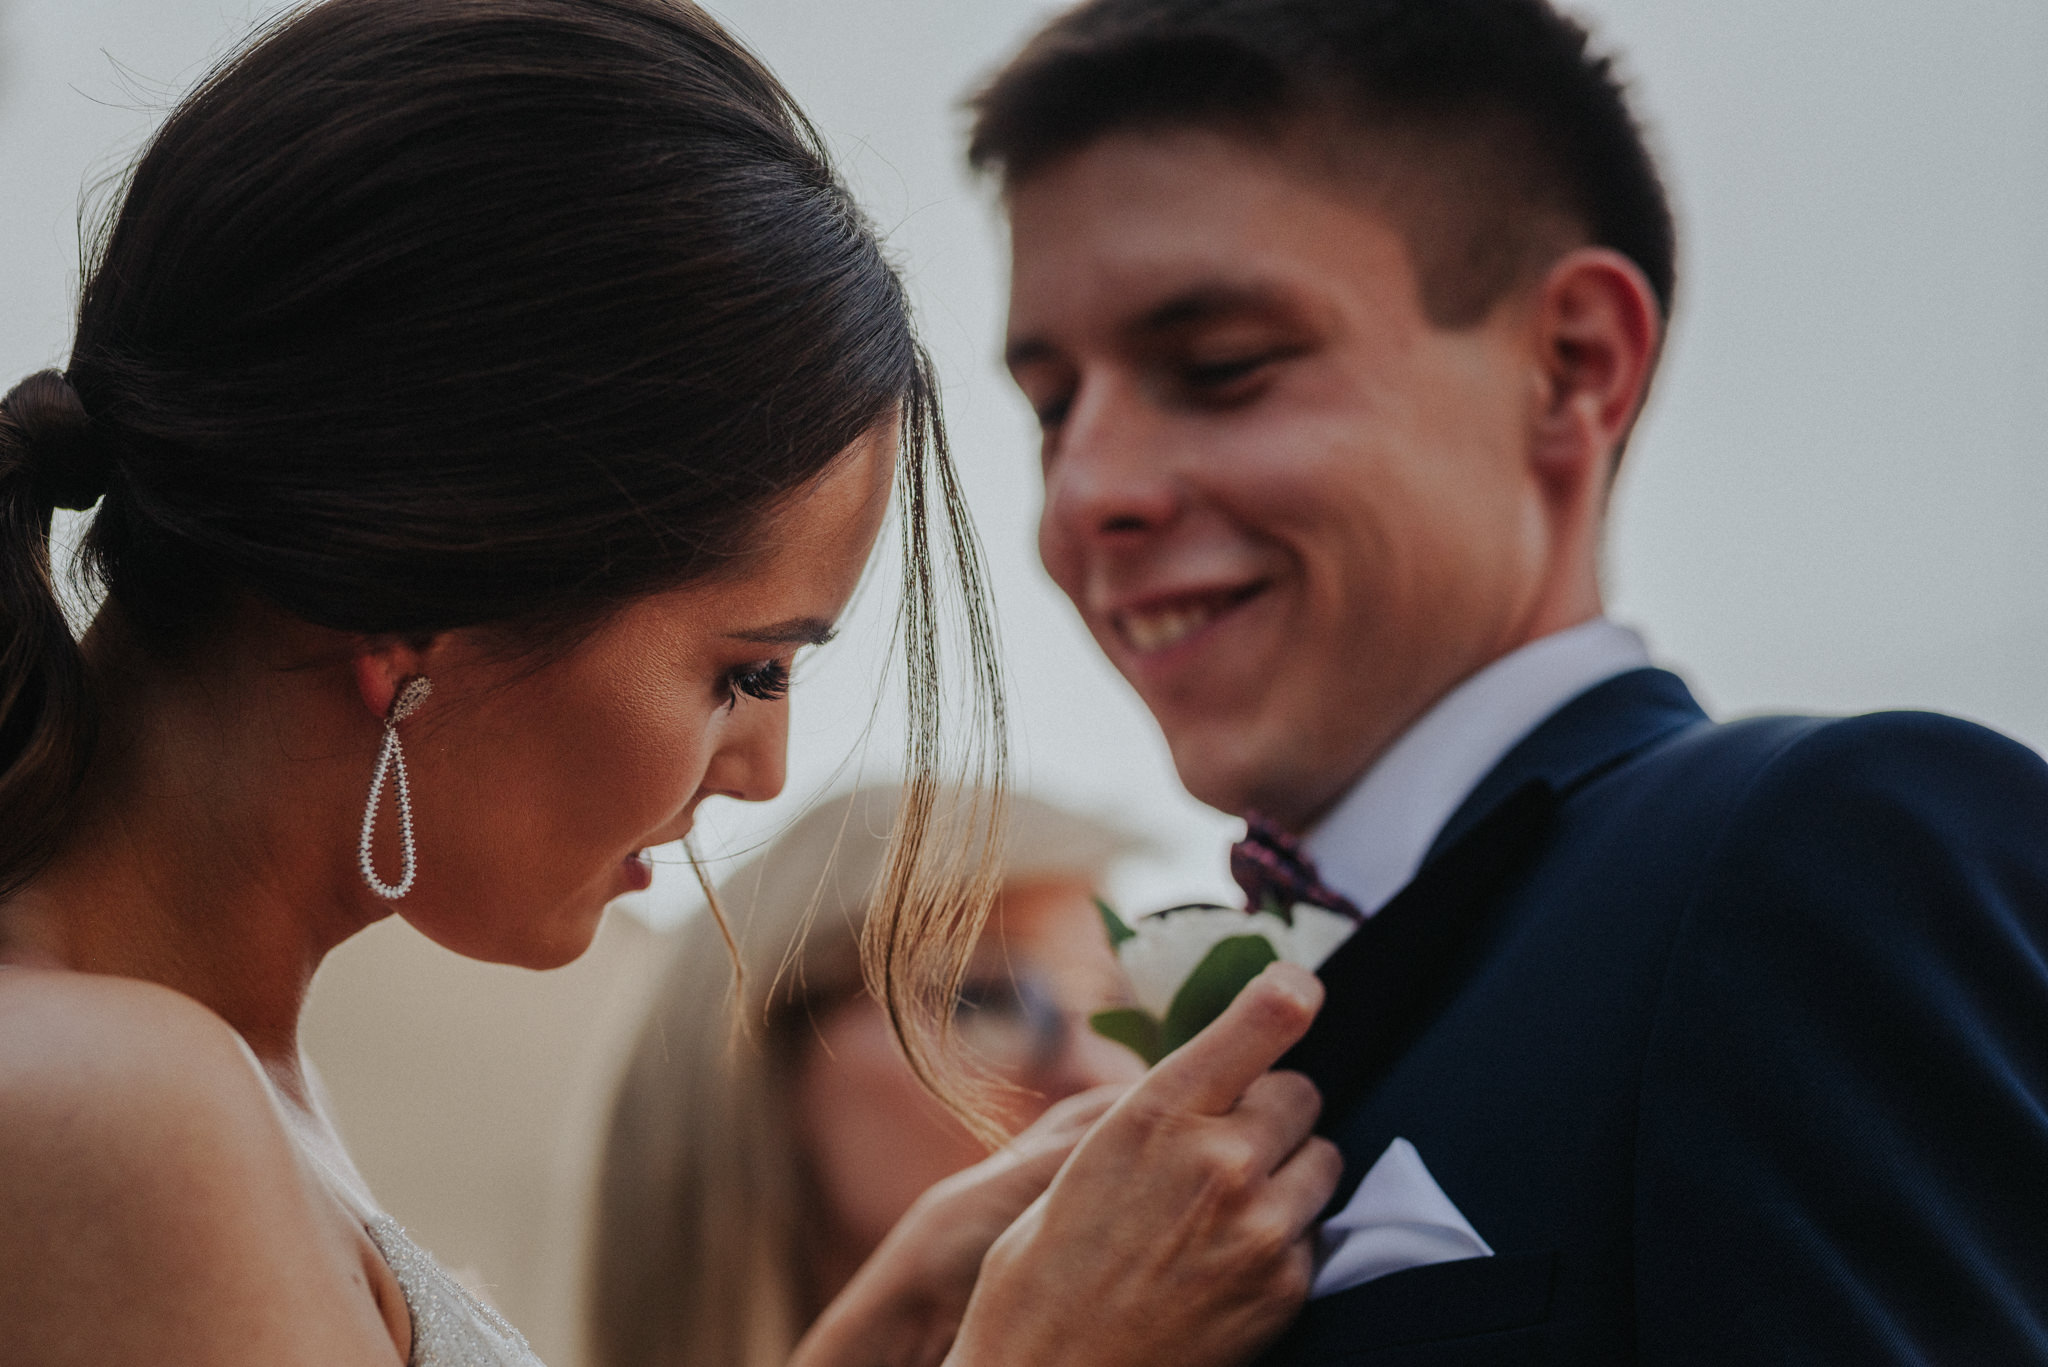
[952,972,1082,1075]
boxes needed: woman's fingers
[1231,1069,1325,1174]
[1266,1133,1344,1234]
[996,1083,1126,1175]
[922,1083,1126,1229]
[1030,1082,1126,1137]
[941,966,1335,1367]
[1144,962,1323,1116]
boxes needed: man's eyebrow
[1005,283,1300,370]
[1133,283,1295,337]
[728,617,838,647]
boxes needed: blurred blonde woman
[590,786,1151,1367]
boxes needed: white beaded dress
[0,959,547,1367]
[360,1213,547,1367]
[292,1086,548,1367]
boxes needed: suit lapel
[1279,669,1708,1185]
[1279,778,1559,1144]
[1428,667,1704,857]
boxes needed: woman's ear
[1528,247,1663,493]
[350,641,436,721]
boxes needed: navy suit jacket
[1257,668,2048,1366]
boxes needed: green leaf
[1161,934,1280,1055]
[1095,896,1136,948]
[1090,1007,1165,1066]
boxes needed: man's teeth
[1121,601,1217,652]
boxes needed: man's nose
[1042,375,1181,544]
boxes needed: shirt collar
[1301,618,1652,917]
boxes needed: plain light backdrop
[4,0,2044,923]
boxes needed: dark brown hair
[0,0,1003,1087]
[967,0,1677,327]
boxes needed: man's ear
[1527,247,1663,493]
[351,639,439,721]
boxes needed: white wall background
[4,0,2045,926]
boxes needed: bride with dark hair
[0,2,1337,1365]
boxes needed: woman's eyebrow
[728,616,838,647]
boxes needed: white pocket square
[1311,1137,1494,1298]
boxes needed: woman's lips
[620,850,654,893]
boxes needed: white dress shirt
[1298,618,1651,1299]
[1302,617,1651,920]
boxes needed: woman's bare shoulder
[0,969,402,1366]
[0,965,260,1073]
[0,969,296,1149]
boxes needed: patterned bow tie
[1231,814,1364,922]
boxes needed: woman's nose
[1035,1015,1148,1098]
[703,697,789,805]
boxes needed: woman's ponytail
[0,370,104,899]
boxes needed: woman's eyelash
[725,659,791,709]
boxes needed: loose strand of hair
[684,830,758,1057]
[860,355,1012,1147]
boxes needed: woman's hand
[792,1084,1126,1367]
[948,962,1339,1367]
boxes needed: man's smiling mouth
[1114,583,1268,654]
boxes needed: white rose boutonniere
[1089,898,1354,1066]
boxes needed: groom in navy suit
[972,0,2048,1361]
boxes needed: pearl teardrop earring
[359,676,433,899]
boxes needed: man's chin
[1169,734,1294,825]
[1166,725,1358,833]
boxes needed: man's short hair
[968,0,1676,328]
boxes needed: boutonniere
[1089,898,1354,1065]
